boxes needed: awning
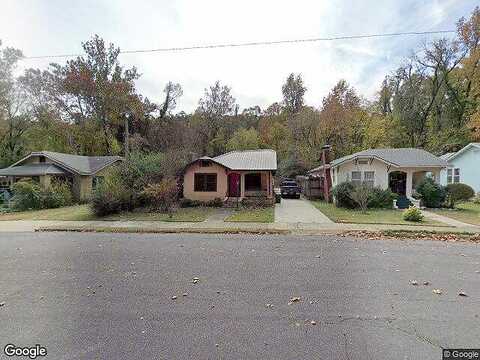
[0,164,67,176]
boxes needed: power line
[23,30,456,60]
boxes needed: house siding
[440,146,480,193]
[183,162,228,201]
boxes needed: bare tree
[159,82,183,119]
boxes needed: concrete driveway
[275,198,333,223]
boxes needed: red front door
[228,173,241,197]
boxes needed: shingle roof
[0,163,66,176]
[440,152,455,160]
[331,148,447,168]
[211,149,277,170]
[11,151,123,175]
[446,143,480,161]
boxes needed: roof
[0,163,67,177]
[307,164,331,174]
[445,143,480,162]
[440,152,455,160]
[331,148,447,168]
[191,149,277,171]
[10,151,123,176]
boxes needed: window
[351,171,361,186]
[93,176,104,191]
[363,171,375,187]
[357,159,369,165]
[194,173,217,192]
[332,169,336,184]
[245,173,262,191]
[447,168,460,184]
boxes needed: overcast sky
[1,0,477,112]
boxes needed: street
[0,232,479,360]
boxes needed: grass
[0,204,212,222]
[311,201,445,226]
[430,202,480,226]
[225,207,275,223]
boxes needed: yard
[311,201,445,226]
[430,202,480,226]
[0,204,212,222]
[225,207,275,223]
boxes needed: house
[329,148,447,207]
[0,151,122,201]
[183,149,277,203]
[440,143,480,193]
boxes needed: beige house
[330,148,447,207]
[183,149,277,203]
[0,151,122,201]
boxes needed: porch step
[396,196,413,209]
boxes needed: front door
[389,171,407,196]
[228,173,241,197]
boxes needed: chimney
[321,144,331,165]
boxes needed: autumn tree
[282,73,306,114]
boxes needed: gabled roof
[440,152,455,160]
[189,150,277,171]
[0,163,66,177]
[10,151,123,176]
[331,148,447,168]
[445,143,480,162]
[212,149,277,170]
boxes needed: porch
[226,171,274,200]
[388,168,442,207]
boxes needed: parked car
[280,180,301,199]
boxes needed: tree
[0,40,29,166]
[282,73,306,114]
[159,82,183,119]
[226,128,261,151]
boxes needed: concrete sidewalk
[1,218,479,234]
[275,198,333,224]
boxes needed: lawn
[225,207,275,223]
[431,202,480,226]
[0,204,212,222]
[311,201,444,226]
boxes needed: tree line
[0,8,479,178]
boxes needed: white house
[440,143,480,193]
[330,148,447,207]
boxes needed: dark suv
[280,180,301,199]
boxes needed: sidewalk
[1,218,480,235]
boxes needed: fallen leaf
[423,281,430,286]
[182,293,188,297]
[411,280,418,286]
[171,295,177,300]
[0,302,5,307]
[432,289,442,295]
[310,320,317,325]
[458,291,468,297]
[289,297,301,303]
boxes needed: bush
[368,187,396,209]
[41,180,73,209]
[11,180,43,211]
[444,183,475,208]
[403,206,424,222]
[474,193,480,204]
[91,169,132,216]
[179,198,203,208]
[205,197,224,207]
[415,178,446,208]
[349,184,371,213]
[332,182,357,209]
[142,178,179,214]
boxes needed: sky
[0,0,478,112]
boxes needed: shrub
[41,180,73,209]
[349,184,371,213]
[415,178,446,208]
[474,193,480,204]
[444,183,475,208]
[11,180,43,211]
[91,169,132,216]
[205,197,224,207]
[179,198,202,208]
[332,182,357,209]
[403,206,424,222]
[368,187,396,209]
[142,178,179,215]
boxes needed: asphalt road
[0,232,479,360]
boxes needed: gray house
[0,151,122,201]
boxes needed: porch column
[432,169,441,184]
[406,170,413,198]
[240,173,245,199]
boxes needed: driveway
[1,232,479,359]
[275,198,333,223]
